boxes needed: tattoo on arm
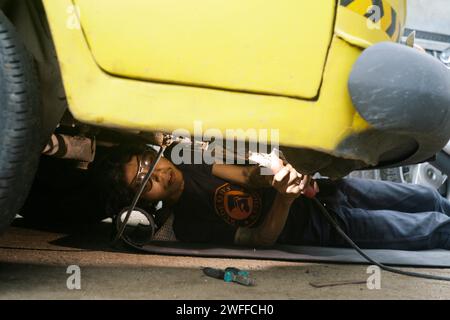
[245,166,272,189]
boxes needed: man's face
[123,155,184,205]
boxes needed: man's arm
[235,193,294,246]
[211,164,272,189]
[234,165,309,247]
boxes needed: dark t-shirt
[172,163,317,245]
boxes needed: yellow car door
[43,0,450,178]
[73,0,335,99]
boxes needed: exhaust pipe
[42,134,95,164]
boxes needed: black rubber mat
[13,218,448,269]
[138,241,450,268]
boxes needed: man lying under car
[98,144,450,249]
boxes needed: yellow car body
[42,0,408,176]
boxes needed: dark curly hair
[90,144,158,219]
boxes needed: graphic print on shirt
[214,183,261,227]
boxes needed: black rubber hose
[312,197,450,282]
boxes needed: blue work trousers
[300,178,450,250]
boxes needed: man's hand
[303,178,320,198]
[272,164,317,201]
[267,151,319,200]
[234,153,319,247]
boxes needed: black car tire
[0,11,41,234]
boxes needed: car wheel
[0,11,41,234]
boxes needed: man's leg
[301,205,450,250]
[331,178,450,216]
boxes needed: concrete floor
[1,219,450,300]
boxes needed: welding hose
[311,197,450,282]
